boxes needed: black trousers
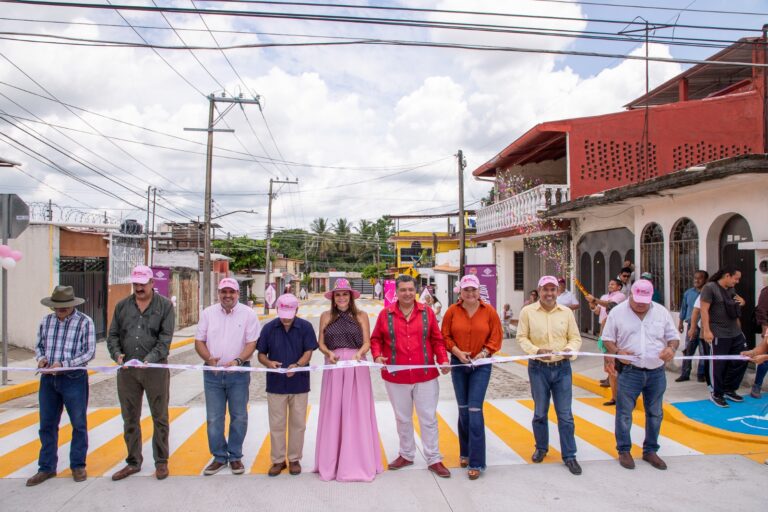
[710,333,748,396]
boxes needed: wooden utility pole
[263,178,298,314]
[185,93,259,307]
[457,149,466,278]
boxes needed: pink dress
[314,311,383,482]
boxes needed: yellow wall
[392,232,475,267]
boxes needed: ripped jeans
[450,356,492,470]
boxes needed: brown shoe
[155,463,169,480]
[204,461,227,476]
[111,465,141,481]
[72,467,87,483]
[289,461,301,475]
[642,452,667,470]
[268,462,286,477]
[387,456,414,470]
[230,460,245,475]
[428,462,451,478]
[618,451,635,470]
[25,471,55,487]
[468,469,481,480]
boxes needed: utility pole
[46,199,52,221]
[185,92,260,308]
[145,185,151,264]
[264,178,298,314]
[457,149,467,278]
[150,188,157,266]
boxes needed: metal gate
[59,257,108,339]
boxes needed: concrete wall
[494,238,525,318]
[0,225,59,350]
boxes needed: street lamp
[211,209,258,220]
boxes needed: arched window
[640,223,665,303]
[670,218,698,311]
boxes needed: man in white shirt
[602,280,679,472]
[555,278,580,312]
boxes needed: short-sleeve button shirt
[601,300,678,369]
[196,302,261,364]
[256,317,318,394]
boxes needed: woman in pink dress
[314,279,383,482]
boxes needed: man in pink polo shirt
[195,277,261,476]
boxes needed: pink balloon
[9,250,22,262]
[0,245,10,258]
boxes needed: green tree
[310,217,333,263]
[333,218,352,256]
[212,236,265,272]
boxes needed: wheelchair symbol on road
[727,412,768,431]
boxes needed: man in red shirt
[371,275,451,477]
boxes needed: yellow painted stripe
[168,410,230,476]
[378,436,388,470]
[742,452,768,465]
[0,408,120,477]
[412,410,460,468]
[251,405,311,474]
[60,407,187,478]
[519,398,641,458]
[483,401,560,463]
[578,397,768,456]
[0,411,39,439]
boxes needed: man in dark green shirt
[107,265,175,482]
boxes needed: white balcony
[477,184,570,235]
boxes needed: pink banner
[151,266,171,297]
[464,264,497,308]
[383,279,397,307]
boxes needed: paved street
[0,297,766,511]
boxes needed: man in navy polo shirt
[257,294,318,477]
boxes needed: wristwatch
[234,358,243,366]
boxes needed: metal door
[59,258,108,339]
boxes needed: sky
[0,0,766,238]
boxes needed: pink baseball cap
[631,279,654,304]
[537,275,559,288]
[458,274,480,289]
[218,277,239,291]
[130,265,153,284]
[276,293,299,319]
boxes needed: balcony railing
[477,184,569,234]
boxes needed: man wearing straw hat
[26,286,96,486]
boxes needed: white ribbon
[2,351,751,375]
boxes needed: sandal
[603,399,616,406]
[460,457,469,468]
[468,469,481,480]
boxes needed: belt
[629,365,662,372]
[530,358,569,367]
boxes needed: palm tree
[354,219,376,263]
[310,217,333,262]
[333,218,352,256]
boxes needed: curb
[0,337,195,404]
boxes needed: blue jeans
[616,365,666,454]
[527,360,577,460]
[755,361,768,388]
[38,370,89,472]
[204,369,250,463]
[450,356,492,470]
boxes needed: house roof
[624,37,761,109]
[472,123,569,178]
[472,37,764,179]
[544,154,768,217]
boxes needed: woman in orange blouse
[441,274,503,480]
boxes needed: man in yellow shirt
[517,275,583,475]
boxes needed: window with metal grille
[670,218,699,311]
[59,257,108,272]
[640,223,665,303]
[513,251,524,290]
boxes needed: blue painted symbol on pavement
[672,396,768,436]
